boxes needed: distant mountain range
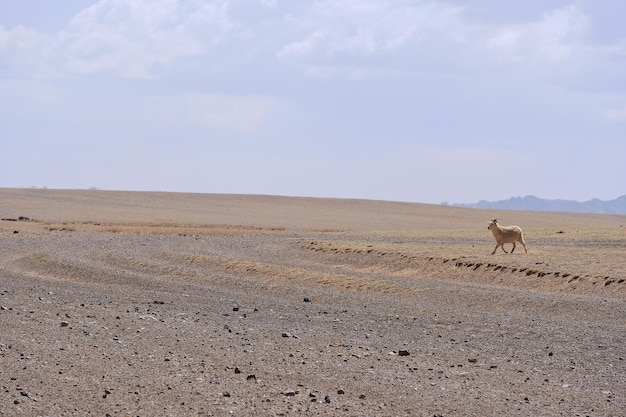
[454,195,626,215]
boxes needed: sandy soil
[1,188,624,416]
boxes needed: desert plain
[0,188,624,416]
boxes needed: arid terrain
[1,188,624,416]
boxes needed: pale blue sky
[1,0,624,204]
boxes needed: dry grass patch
[38,221,285,236]
[220,258,429,295]
[300,230,625,296]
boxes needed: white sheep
[487,219,528,255]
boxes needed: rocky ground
[0,190,624,416]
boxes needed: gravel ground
[1,227,624,417]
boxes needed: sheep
[487,219,528,255]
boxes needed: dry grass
[1,188,624,296]
[40,220,285,236]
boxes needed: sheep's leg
[491,245,498,255]
[500,244,508,254]
[519,238,528,253]
[511,242,516,253]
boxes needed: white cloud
[0,24,55,74]
[0,78,65,107]
[61,0,236,78]
[2,1,619,85]
[1,0,241,79]
[0,24,42,51]
[144,92,284,135]
[185,93,282,134]
[486,5,589,65]
[275,2,618,85]
[277,1,465,68]
[605,105,626,122]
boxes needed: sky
[1,0,625,204]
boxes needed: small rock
[246,374,256,382]
[468,358,478,363]
[337,389,345,395]
[398,350,410,356]
[234,367,241,374]
[303,297,311,302]
[359,394,366,399]
[283,390,296,397]
[324,395,331,403]
[233,307,239,311]
[60,321,69,327]
[223,392,230,397]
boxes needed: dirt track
[1,189,624,416]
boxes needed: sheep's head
[487,219,498,230]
